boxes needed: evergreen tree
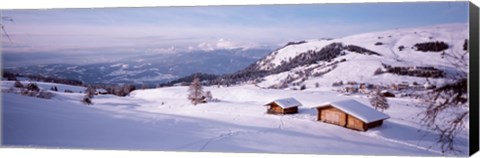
[373,68,383,75]
[50,86,58,91]
[25,83,40,92]
[82,96,93,105]
[142,84,148,89]
[14,80,24,88]
[122,84,136,96]
[300,84,307,90]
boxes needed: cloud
[2,5,397,55]
[215,38,237,49]
[145,46,177,54]
[194,38,257,51]
[1,18,401,55]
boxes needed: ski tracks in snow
[172,129,250,151]
[198,115,293,151]
[173,116,290,152]
[278,115,285,129]
[363,131,443,155]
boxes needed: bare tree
[369,90,389,112]
[1,16,14,42]
[417,47,469,154]
[188,76,204,105]
[82,86,96,105]
[85,86,96,98]
[418,79,467,154]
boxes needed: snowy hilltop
[218,23,468,90]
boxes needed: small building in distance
[313,99,390,131]
[96,88,109,95]
[380,90,396,98]
[265,98,302,115]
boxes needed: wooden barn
[264,98,302,115]
[314,99,390,131]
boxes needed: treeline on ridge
[2,71,83,86]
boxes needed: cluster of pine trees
[2,71,18,80]
[344,45,381,56]
[159,73,218,87]
[413,41,449,52]
[2,70,83,86]
[90,84,136,97]
[9,81,54,99]
[381,63,445,78]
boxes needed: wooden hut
[264,98,302,115]
[314,99,389,131]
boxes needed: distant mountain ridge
[4,23,469,89]
[4,48,271,85]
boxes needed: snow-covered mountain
[1,22,471,156]
[4,48,271,85]
[226,23,468,89]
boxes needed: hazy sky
[1,2,469,65]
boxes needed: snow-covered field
[1,81,469,156]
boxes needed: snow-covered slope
[1,81,469,156]
[247,23,468,88]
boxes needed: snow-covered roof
[315,99,390,123]
[265,98,302,109]
[380,90,393,94]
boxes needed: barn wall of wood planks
[266,103,298,115]
[316,105,383,131]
